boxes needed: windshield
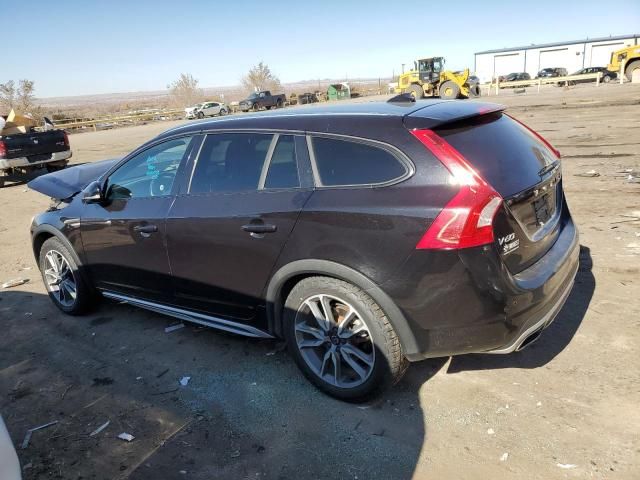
[248,93,259,99]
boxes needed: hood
[28,158,120,199]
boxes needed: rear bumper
[0,150,71,170]
[382,214,580,361]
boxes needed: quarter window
[264,135,299,189]
[311,137,408,187]
[106,136,193,200]
[190,133,273,194]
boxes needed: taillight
[411,129,503,250]
[63,131,70,147]
[0,140,6,158]
[506,113,560,159]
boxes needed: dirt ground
[1,83,639,480]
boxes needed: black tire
[276,99,283,108]
[468,83,481,97]
[439,81,460,99]
[602,75,611,83]
[219,109,227,116]
[284,276,408,402]
[46,162,67,173]
[253,104,260,112]
[38,237,94,315]
[625,60,640,82]
[0,176,4,188]
[197,111,205,119]
[409,84,424,99]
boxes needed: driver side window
[106,136,193,200]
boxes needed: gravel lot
[1,83,639,480]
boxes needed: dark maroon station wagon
[29,98,579,400]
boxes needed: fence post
[537,79,541,93]
[620,60,625,84]
[596,72,600,87]
[495,78,499,95]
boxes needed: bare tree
[168,73,203,108]
[241,62,282,94]
[0,79,38,114]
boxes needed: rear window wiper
[538,160,559,177]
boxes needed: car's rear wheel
[39,237,93,315]
[602,75,611,83]
[197,111,205,119]
[284,276,408,401]
[46,162,67,173]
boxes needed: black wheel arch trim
[265,259,420,359]
[31,224,93,288]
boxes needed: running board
[101,291,274,339]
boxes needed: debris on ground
[156,368,170,378]
[2,278,29,289]
[557,463,577,469]
[89,420,110,437]
[21,420,58,449]
[164,323,185,333]
[92,377,114,386]
[230,450,241,458]
[117,432,135,442]
[487,428,495,435]
[500,453,509,462]
[179,376,191,386]
[574,170,600,177]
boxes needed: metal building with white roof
[474,34,639,82]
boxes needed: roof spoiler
[404,102,506,130]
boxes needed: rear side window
[436,113,558,197]
[311,137,408,187]
[264,135,299,189]
[190,133,273,194]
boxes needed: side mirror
[82,180,103,203]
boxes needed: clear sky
[2,0,639,98]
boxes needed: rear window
[311,137,408,187]
[436,113,557,197]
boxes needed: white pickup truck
[0,120,72,187]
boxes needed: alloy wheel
[43,250,77,307]
[294,294,375,388]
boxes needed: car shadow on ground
[0,246,593,479]
[446,245,594,374]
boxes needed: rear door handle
[134,224,158,237]
[242,224,277,234]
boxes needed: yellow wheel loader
[395,57,480,100]
[607,45,640,82]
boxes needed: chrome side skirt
[101,291,273,339]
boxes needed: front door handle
[134,224,158,237]
[241,223,277,234]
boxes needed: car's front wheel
[39,237,94,315]
[284,276,408,401]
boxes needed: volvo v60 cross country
[28,99,579,401]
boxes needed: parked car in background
[28,99,579,401]
[239,91,286,112]
[1,113,72,187]
[571,67,617,83]
[184,103,203,119]
[298,92,319,105]
[504,72,531,82]
[197,102,228,118]
[536,67,568,78]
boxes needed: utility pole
[402,63,405,74]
